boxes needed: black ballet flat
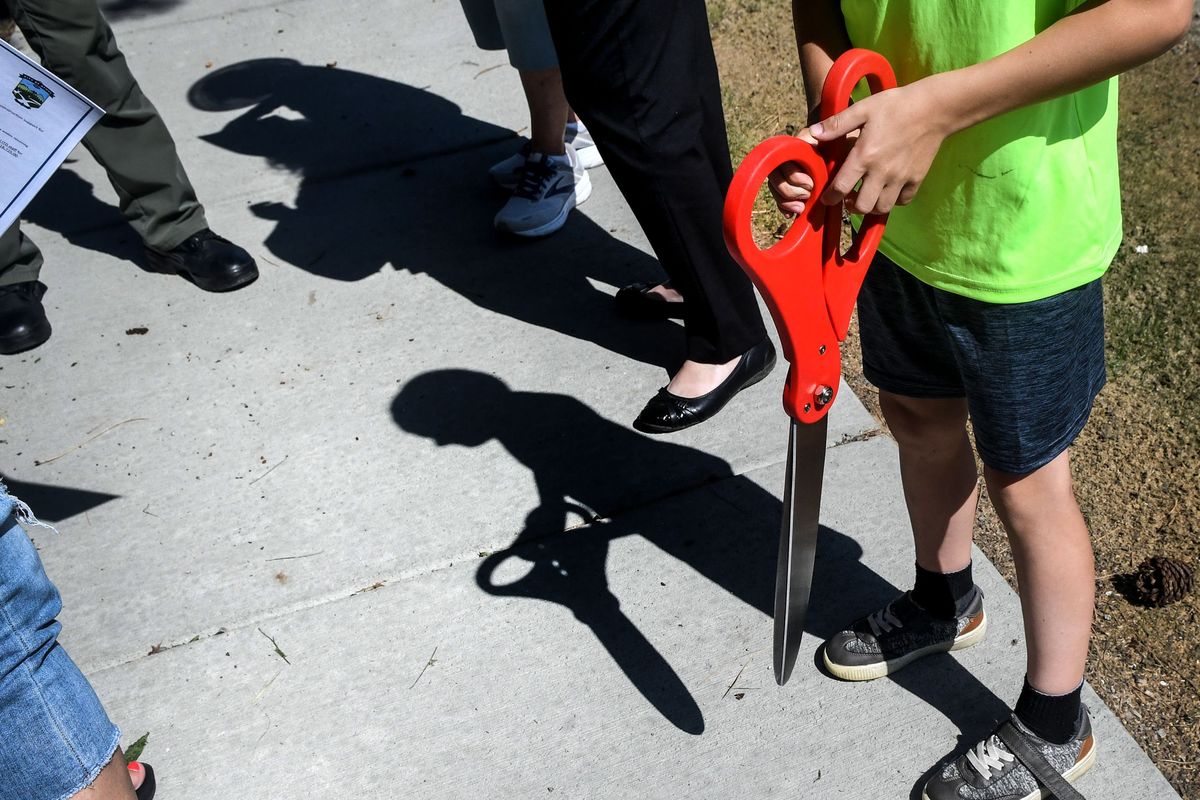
[633,339,776,434]
[614,282,687,320]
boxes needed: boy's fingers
[897,181,922,206]
[784,168,814,189]
[821,160,864,205]
[768,180,807,214]
[795,127,820,145]
[850,175,884,216]
[769,178,811,204]
[770,162,815,189]
[810,104,868,141]
[874,183,903,215]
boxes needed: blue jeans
[0,484,119,800]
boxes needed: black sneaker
[145,229,258,292]
[923,708,1096,800]
[822,586,987,681]
[0,280,52,355]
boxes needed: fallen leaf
[125,732,150,762]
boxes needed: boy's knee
[983,453,1078,534]
[880,391,968,451]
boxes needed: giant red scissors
[722,48,897,685]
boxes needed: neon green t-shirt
[841,0,1123,303]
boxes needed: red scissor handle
[722,48,897,423]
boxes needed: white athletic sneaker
[493,148,591,238]
[489,122,604,189]
[565,121,604,169]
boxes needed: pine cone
[1133,556,1195,607]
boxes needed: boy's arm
[793,0,851,120]
[775,0,1193,217]
[771,0,850,211]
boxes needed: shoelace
[867,603,903,636]
[513,158,559,201]
[965,735,1016,779]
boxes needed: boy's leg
[922,278,1104,799]
[924,451,1096,800]
[986,449,1094,705]
[821,255,988,681]
[821,388,988,681]
[879,391,978,575]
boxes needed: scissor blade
[773,415,829,685]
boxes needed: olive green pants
[0,0,207,286]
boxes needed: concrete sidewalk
[0,0,1179,797]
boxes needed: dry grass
[710,2,1200,796]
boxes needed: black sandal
[129,761,156,800]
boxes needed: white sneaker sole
[500,170,592,239]
[823,610,988,682]
[920,732,1097,800]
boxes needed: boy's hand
[767,127,821,216]
[811,80,952,216]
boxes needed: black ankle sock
[911,562,974,619]
[1015,677,1083,744]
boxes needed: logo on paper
[13,74,54,109]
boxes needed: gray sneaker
[490,123,603,189]
[923,709,1097,800]
[823,587,987,681]
[493,149,591,238]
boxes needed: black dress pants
[543,0,767,364]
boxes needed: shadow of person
[187,59,678,371]
[393,369,1010,741]
[22,168,144,267]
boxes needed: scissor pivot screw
[814,385,834,408]
[803,403,812,413]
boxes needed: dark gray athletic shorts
[857,254,1106,475]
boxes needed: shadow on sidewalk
[186,58,678,370]
[393,369,1011,739]
[99,0,185,21]
[23,169,144,267]
[0,474,118,522]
